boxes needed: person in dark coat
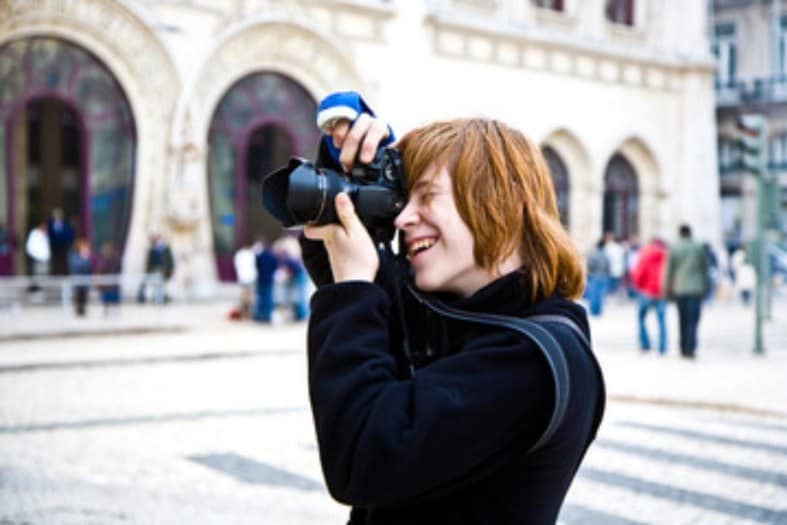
[253,238,277,323]
[301,112,605,524]
[137,234,174,304]
[0,223,14,276]
[48,208,74,275]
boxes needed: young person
[302,112,605,524]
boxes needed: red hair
[397,119,584,301]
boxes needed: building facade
[0,0,720,297]
[712,0,787,247]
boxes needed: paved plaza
[0,295,785,524]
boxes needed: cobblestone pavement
[0,297,785,524]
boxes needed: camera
[261,147,406,229]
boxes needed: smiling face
[394,165,516,297]
[395,118,585,302]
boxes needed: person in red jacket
[630,237,668,353]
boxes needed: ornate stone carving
[0,0,179,108]
[192,20,360,142]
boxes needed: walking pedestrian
[25,221,50,294]
[664,224,709,359]
[0,223,14,276]
[731,247,755,306]
[253,238,277,323]
[232,240,257,319]
[68,238,92,317]
[586,239,610,316]
[47,208,74,276]
[96,241,122,316]
[603,231,625,298]
[274,236,310,321]
[630,237,668,354]
[137,234,174,304]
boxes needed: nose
[394,198,418,231]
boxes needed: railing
[0,273,165,310]
[714,78,745,106]
[715,76,787,107]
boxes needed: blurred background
[0,1,785,524]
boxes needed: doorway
[242,124,294,247]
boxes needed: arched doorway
[0,37,136,274]
[602,153,639,240]
[208,72,320,281]
[542,145,570,228]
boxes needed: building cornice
[425,11,716,83]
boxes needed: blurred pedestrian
[0,223,14,276]
[137,234,174,304]
[603,231,625,299]
[664,225,709,359]
[48,208,74,275]
[731,247,755,306]
[274,236,310,321]
[68,238,92,317]
[253,237,277,323]
[586,239,610,317]
[630,237,667,354]
[703,242,719,304]
[25,221,50,293]
[97,241,122,316]
[624,234,640,299]
[232,239,257,319]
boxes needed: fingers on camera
[361,121,389,163]
[330,120,351,149]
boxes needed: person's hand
[325,113,390,172]
[303,193,379,283]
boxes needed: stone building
[0,0,720,297]
[712,0,787,247]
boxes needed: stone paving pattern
[0,296,785,524]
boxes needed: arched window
[602,153,639,240]
[0,37,136,274]
[542,146,570,228]
[208,72,320,280]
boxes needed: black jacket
[306,267,605,525]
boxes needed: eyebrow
[412,179,443,192]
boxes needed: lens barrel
[261,153,405,229]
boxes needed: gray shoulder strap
[527,314,590,349]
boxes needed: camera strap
[404,283,588,454]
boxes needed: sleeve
[308,282,553,507]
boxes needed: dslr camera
[261,147,406,230]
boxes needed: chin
[414,273,441,293]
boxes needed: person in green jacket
[664,224,709,358]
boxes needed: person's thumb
[335,192,363,233]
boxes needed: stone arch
[540,129,593,245]
[602,136,661,243]
[171,16,366,291]
[0,0,181,285]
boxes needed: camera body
[262,147,406,230]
